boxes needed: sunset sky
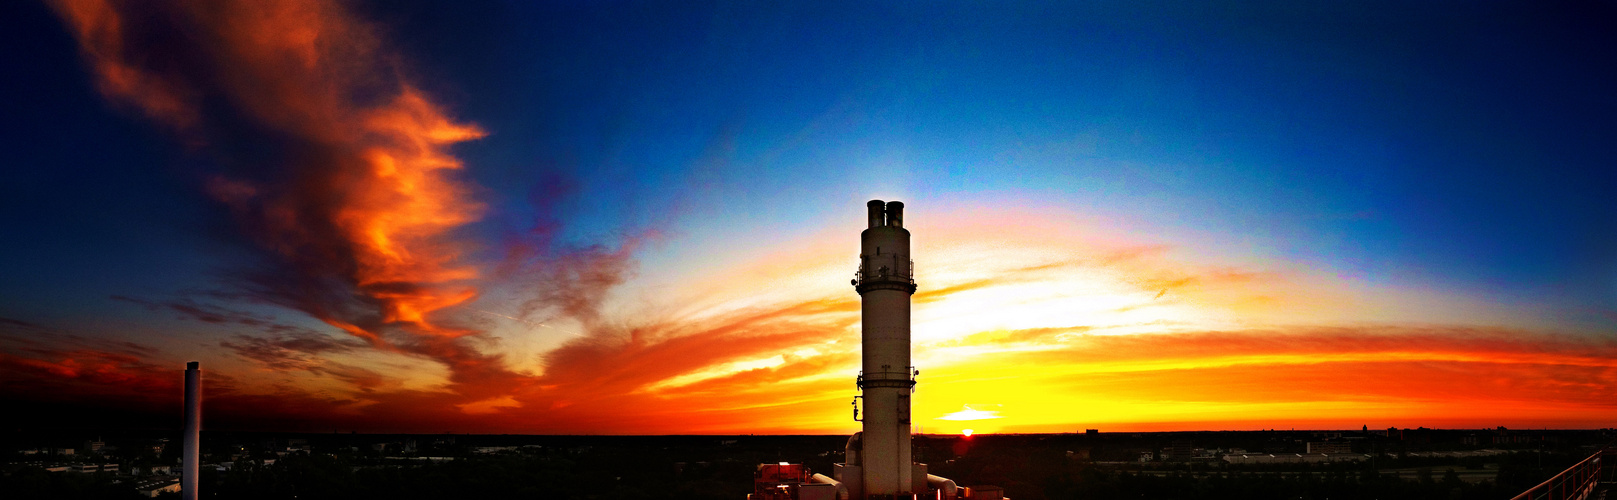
[1,0,1614,434]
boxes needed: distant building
[1404,428,1433,444]
[1085,429,1099,435]
[1163,440,1195,461]
[1307,442,1352,454]
[131,465,169,475]
[134,478,182,498]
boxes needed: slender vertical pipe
[182,361,201,500]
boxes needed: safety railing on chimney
[1509,447,1612,500]
[853,256,915,286]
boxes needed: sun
[962,429,974,437]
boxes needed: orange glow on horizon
[8,203,1606,434]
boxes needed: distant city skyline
[1,0,1614,434]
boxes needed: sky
[1,0,1614,434]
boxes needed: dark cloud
[0,317,46,330]
[515,243,637,329]
[219,330,364,371]
[0,318,158,359]
[113,295,323,335]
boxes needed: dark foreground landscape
[4,428,1613,499]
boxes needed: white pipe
[926,474,958,500]
[811,473,850,500]
[845,432,862,466]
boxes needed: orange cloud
[52,0,485,338]
[48,0,515,401]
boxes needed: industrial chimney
[182,361,201,500]
[846,200,920,497]
[746,201,980,500]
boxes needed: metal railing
[1510,448,1613,500]
[856,367,918,391]
[854,256,915,285]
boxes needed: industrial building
[747,201,1003,500]
[1222,453,1367,464]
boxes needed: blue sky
[420,0,1616,303]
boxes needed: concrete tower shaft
[855,200,917,497]
[182,361,201,500]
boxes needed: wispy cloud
[219,330,364,371]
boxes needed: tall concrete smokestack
[182,361,201,500]
[853,200,917,497]
[748,202,968,499]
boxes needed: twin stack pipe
[866,200,904,229]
